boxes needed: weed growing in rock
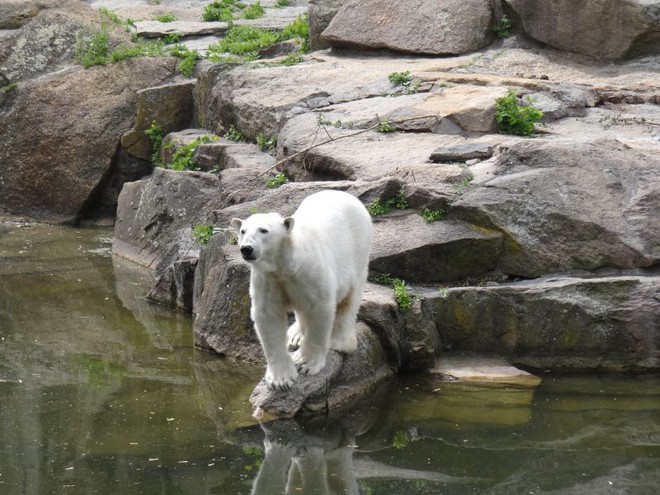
[109,40,166,63]
[387,70,420,95]
[376,274,413,311]
[168,135,218,171]
[421,208,445,222]
[169,44,201,77]
[281,52,304,66]
[76,26,110,68]
[452,168,475,194]
[244,1,265,20]
[145,120,164,165]
[495,89,543,136]
[224,124,246,142]
[367,191,407,216]
[265,172,289,189]
[492,15,513,39]
[2,83,17,92]
[276,0,290,6]
[154,13,176,22]
[208,25,280,59]
[281,14,310,52]
[192,224,215,246]
[202,0,244,22]
[377,119,396,133]
[256,132,277,151]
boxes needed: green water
[0,224,658,495]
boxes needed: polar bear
[231,190,372,390]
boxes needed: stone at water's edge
[430,355,542,388]
[428,274,660,371]
[250,323,394,420]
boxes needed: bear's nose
[240,245,254,257]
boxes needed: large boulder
[113,168,223,270]
[321,0,495,55]
[428,274,660,371]
[308,0,350,50]
[450,139,660,277]
[505,0,660,59]
[0,57,180,222]
[370,212,504,283]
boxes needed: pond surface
[0,224,658,495]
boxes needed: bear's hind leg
[287,317,304,351]
[291,308,333,376]
[330,287,360,353]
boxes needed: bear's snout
[240,245,256,260]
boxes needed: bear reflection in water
[250,418,360,495]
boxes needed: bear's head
[231,213,295,266]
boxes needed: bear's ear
[283,217,295,232]
[230,218,243,231]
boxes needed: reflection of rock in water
[112,254,192,352]
[191,349,263,437]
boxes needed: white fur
[231,190,372,390]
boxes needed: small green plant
[243,1,265,19]
[192,224,215,246]
[452,167,475,195]
[376,119,396,133]
[265,172,289,189]
[492,15,513,39]
[209,25,280,58]
[224,124,246,142]
[166,135,217,171]
[77,26,110,68]
[98,8,123,25]
[281,51,304,66]
[387,70,420,95]
[98,8,135,31]
[392,430,410,449]
[202,0,244,22]
[281,14,310,52]
[154,13,177,22]
[256,132,277,151]
[169,45,201,76]
[1,83,17,92]
[376,274,413,311]
[145,120,165,165]
[495,89,543,136]
[275,0,290,6]
[109,40,166,63]
[367,191,407,216]
[421,208,445,223]
[388,71,413,86]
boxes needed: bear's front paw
[265,362,298,391]
[292,350,326,376]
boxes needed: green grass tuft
[495,89,543,136]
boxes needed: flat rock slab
[430,142,496,163]
[430,355,542,387]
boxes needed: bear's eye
[259,228,269,234]
[240,229,245,235]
